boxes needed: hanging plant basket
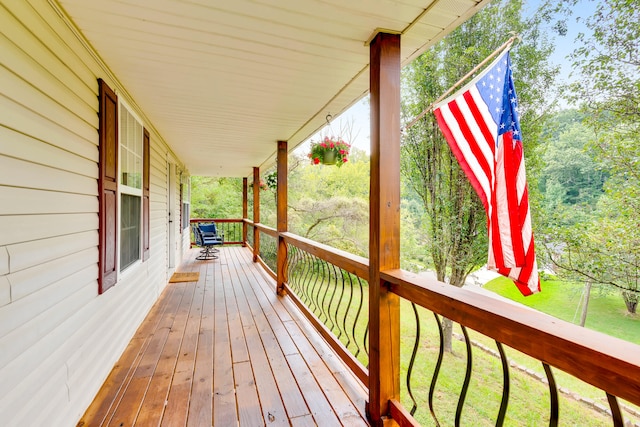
[322,149,337,165]
[308,136,350,167]
[251,179,268,191]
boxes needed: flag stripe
[448,99,495,206]
[494,140,515,267]
[434,106,491,209]
[502,133,526,265]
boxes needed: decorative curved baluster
[429,313,444,427]
[364,319,370,357]
[314,259,326,320]
[285,245,298,294]
[286,244,296,292]
[342,273,355,348]
[289,245,304,297]
[301,251,317,311]
[279,244,369,367]
[331,265,347,340]
[319,260,332,323]
[308,256,323,315]
[455,325,472,427]
[325,263,339,332]
[406,302,420,416]
[291,248,302,297]
[606,393,624,427]
[542,363,558,427]
[495,341,510,427]
[353,276,366,358]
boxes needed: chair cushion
[199,223,217,234]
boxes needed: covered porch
[56,7,640,426]
[78,246,368,426]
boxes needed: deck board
[78,246,369,426]
[80,284,179,426]
[187,261,215,427]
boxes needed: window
[120,193,141,269]
[119,103,143,271]
[98,79,150,293]
[181,177,190,231]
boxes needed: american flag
[433,51,540,296]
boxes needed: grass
[484,277,640,344]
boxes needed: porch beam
[368,31,401,426]
[276,140,288,295]
[253,166,260,262]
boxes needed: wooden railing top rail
[382,268,640,407]
[249,222,278,238]
[190,218,243,223]
[281,232,370,280]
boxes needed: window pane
[120,194,141,270]
[119,106,142,189]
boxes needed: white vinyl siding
[0,1,186,426]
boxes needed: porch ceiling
[57,0,487,177]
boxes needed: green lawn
[484,276,640,344]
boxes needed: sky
[293,0,598,157]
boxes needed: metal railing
[190,218,243,246]
[385,269,640,426]
[283,236,370,382]
[237,219,640,426]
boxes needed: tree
[542,0,640,313]
[401,0,558,351]
[547,198,640,314]
[288,149,370,256]
[190,176,243,219]
[539,109,605,221]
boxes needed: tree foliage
[190,176,243,219]
[538,110,605,223]
[401,0,558,351]
[539,0,640,313]
[401,0,557,288]
[288,148,370,256]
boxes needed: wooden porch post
[242,177,248,246]
[276,140,288,295]
[253,166,260,262]
[368,31,401,426]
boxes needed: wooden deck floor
[78,246,369,426]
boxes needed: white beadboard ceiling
[57,0,488,177]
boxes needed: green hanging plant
[265,171,278,190]
[308,136,350,167]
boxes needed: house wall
[0,0,188,425]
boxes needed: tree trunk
[442,317,453,353]
[622,290,638,314]
[579,281,592,327]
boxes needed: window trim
[117,99,144,273]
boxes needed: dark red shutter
[98,79,118,294]
[142,128,150,261]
